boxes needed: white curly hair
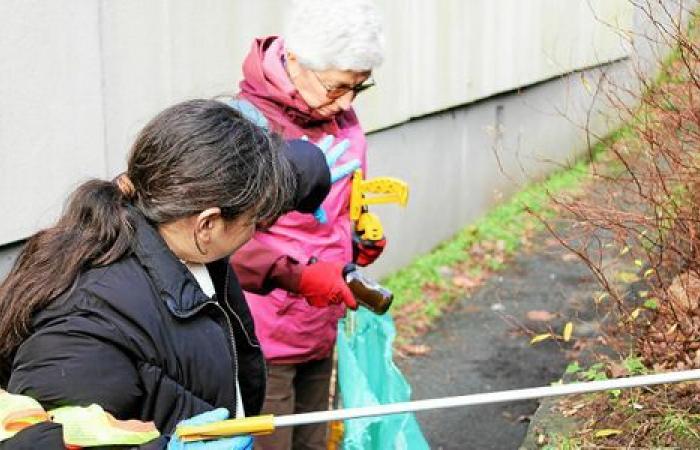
[284,0,385,72]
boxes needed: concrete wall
[0,0,689,279]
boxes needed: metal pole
[274,369,700,428]
[177,369,700,441]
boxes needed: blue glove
[225,99,269,129]
[305,135,361,223]
[167,408,253,450]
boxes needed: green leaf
[565,362,581,374]
[623,357,647,375]
[643,299,659,310]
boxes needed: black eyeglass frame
[311,70,376,100]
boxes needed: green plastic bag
[337,308,429,450]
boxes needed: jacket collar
[130,209,213,318]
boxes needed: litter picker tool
[176,369,700,441]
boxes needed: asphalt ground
[398,236,602,450]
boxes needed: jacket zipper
[211,300,240,416]
[221,270,268,401]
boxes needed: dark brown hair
[0,99,295,359]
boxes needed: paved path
[398,237,601,450]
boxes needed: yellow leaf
[629,308,642,321]
[634,259,643,267]
[644,268,655,278]
[615,272,639,283]
[639,290,649,298]
[595,292,609,304]
[594,429,622,438]
[530,333,552,344]
[563,322,573,342]
[619,246,630,256]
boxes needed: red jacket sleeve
[230,239,303,295]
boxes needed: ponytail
[0,179,134,357]
[0,98,295,364]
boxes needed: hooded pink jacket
[230,36,367,363]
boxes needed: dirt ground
[397,234,604,450]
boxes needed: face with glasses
[285,52,375,118]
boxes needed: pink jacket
[231,36,368,363]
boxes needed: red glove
[298,261,358,309]
[352,234,386,267]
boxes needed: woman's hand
[298,261,357,309]
[168,409,252,450]
[306,135,361,224]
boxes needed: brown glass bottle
[342,263,394,314]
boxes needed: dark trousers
[255,357,333,450]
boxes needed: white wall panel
[0,0,105,243]
[354,0,633,130]
[0,0,637,245]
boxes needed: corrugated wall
[0,0,632,245]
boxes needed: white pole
[274,369,700,428]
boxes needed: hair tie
[114,173,136,200]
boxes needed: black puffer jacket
[6,211,266,447]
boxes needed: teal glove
[225,98,360,224]
[305,135,361,223]
[167,408,253,450]
[225,99,269,129]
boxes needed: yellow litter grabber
[349,169,408,241]
[176,369,700,441]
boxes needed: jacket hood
[239,36,332,128]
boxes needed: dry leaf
[400,344,431,356]
[609,362,629,378]
[451,275,479,289]
[561,253,579,262]
[526,310,555,322]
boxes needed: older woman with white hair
[228,0,386,449]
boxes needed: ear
[194,207,222,246]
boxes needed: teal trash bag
[337,308,429,450]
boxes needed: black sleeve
[7,314,143,418]
[0,423,64,450]
[284,139,331,213]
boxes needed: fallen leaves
[563,322,574,342]
[526,310,556,322]
[594,429,623,438]
[398,343,431,357]
[530,333,553,344]
[451,275,479,289]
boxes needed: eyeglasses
[311,71,376,100]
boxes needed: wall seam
[96,0,110,176]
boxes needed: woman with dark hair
[0,99,335,449]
